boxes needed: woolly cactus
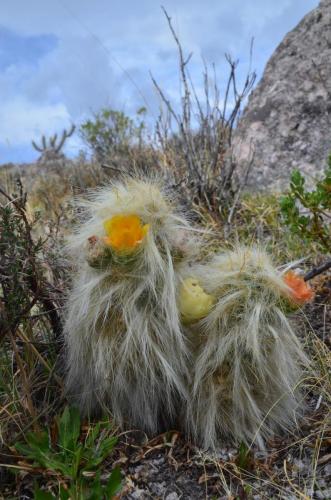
[64,180,312,447]
[179,247,312,449]
[64,179,197,434]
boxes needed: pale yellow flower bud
[179,278,215,324]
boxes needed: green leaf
[291,169,305,188]
[298,215,309,227]
[23,431,50,453]
[84,423,101,449]
[105,467,122,498]
[236,442,250,470]
[15,431,52,469]
[59,486,71,500]
[279,195,294,211]
[58,406,81,453]
[70,443,84,479]
[34,488,56,500]
[82,435,117,470]
[85,472,103,500]
[97,435,117,460]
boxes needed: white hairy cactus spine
[64,178,197,434]
[179,246,309,449]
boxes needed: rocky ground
[111,275,331,499]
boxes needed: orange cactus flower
[283,271,314,305]
[103,214,149,253]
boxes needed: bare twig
[304,259,331,281]
[153,7,256,217]
[0,182,62,340]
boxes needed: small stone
[165,493,180,500]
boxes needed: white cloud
[0,97,70,146]
[0,33,119,158]
[25,35,117,117]
[0,0,320,162]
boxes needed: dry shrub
[0,180,66,440]
[152,8,256,222]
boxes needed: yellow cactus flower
[103,214,149,253]
[179,277,215,324]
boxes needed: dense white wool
[64,178,197,434]
[180,246,309,449]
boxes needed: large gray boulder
[235,0,331,190]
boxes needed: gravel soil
[116,274,331,499]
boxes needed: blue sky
[0,0,319,164]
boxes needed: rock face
[235,0,331,190]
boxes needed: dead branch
[0,181,62,340]
[304,259,331,281]
[152,7,256,217]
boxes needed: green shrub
[280,155,331,253]
[15,406,122,499]
[80,107,147,163]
